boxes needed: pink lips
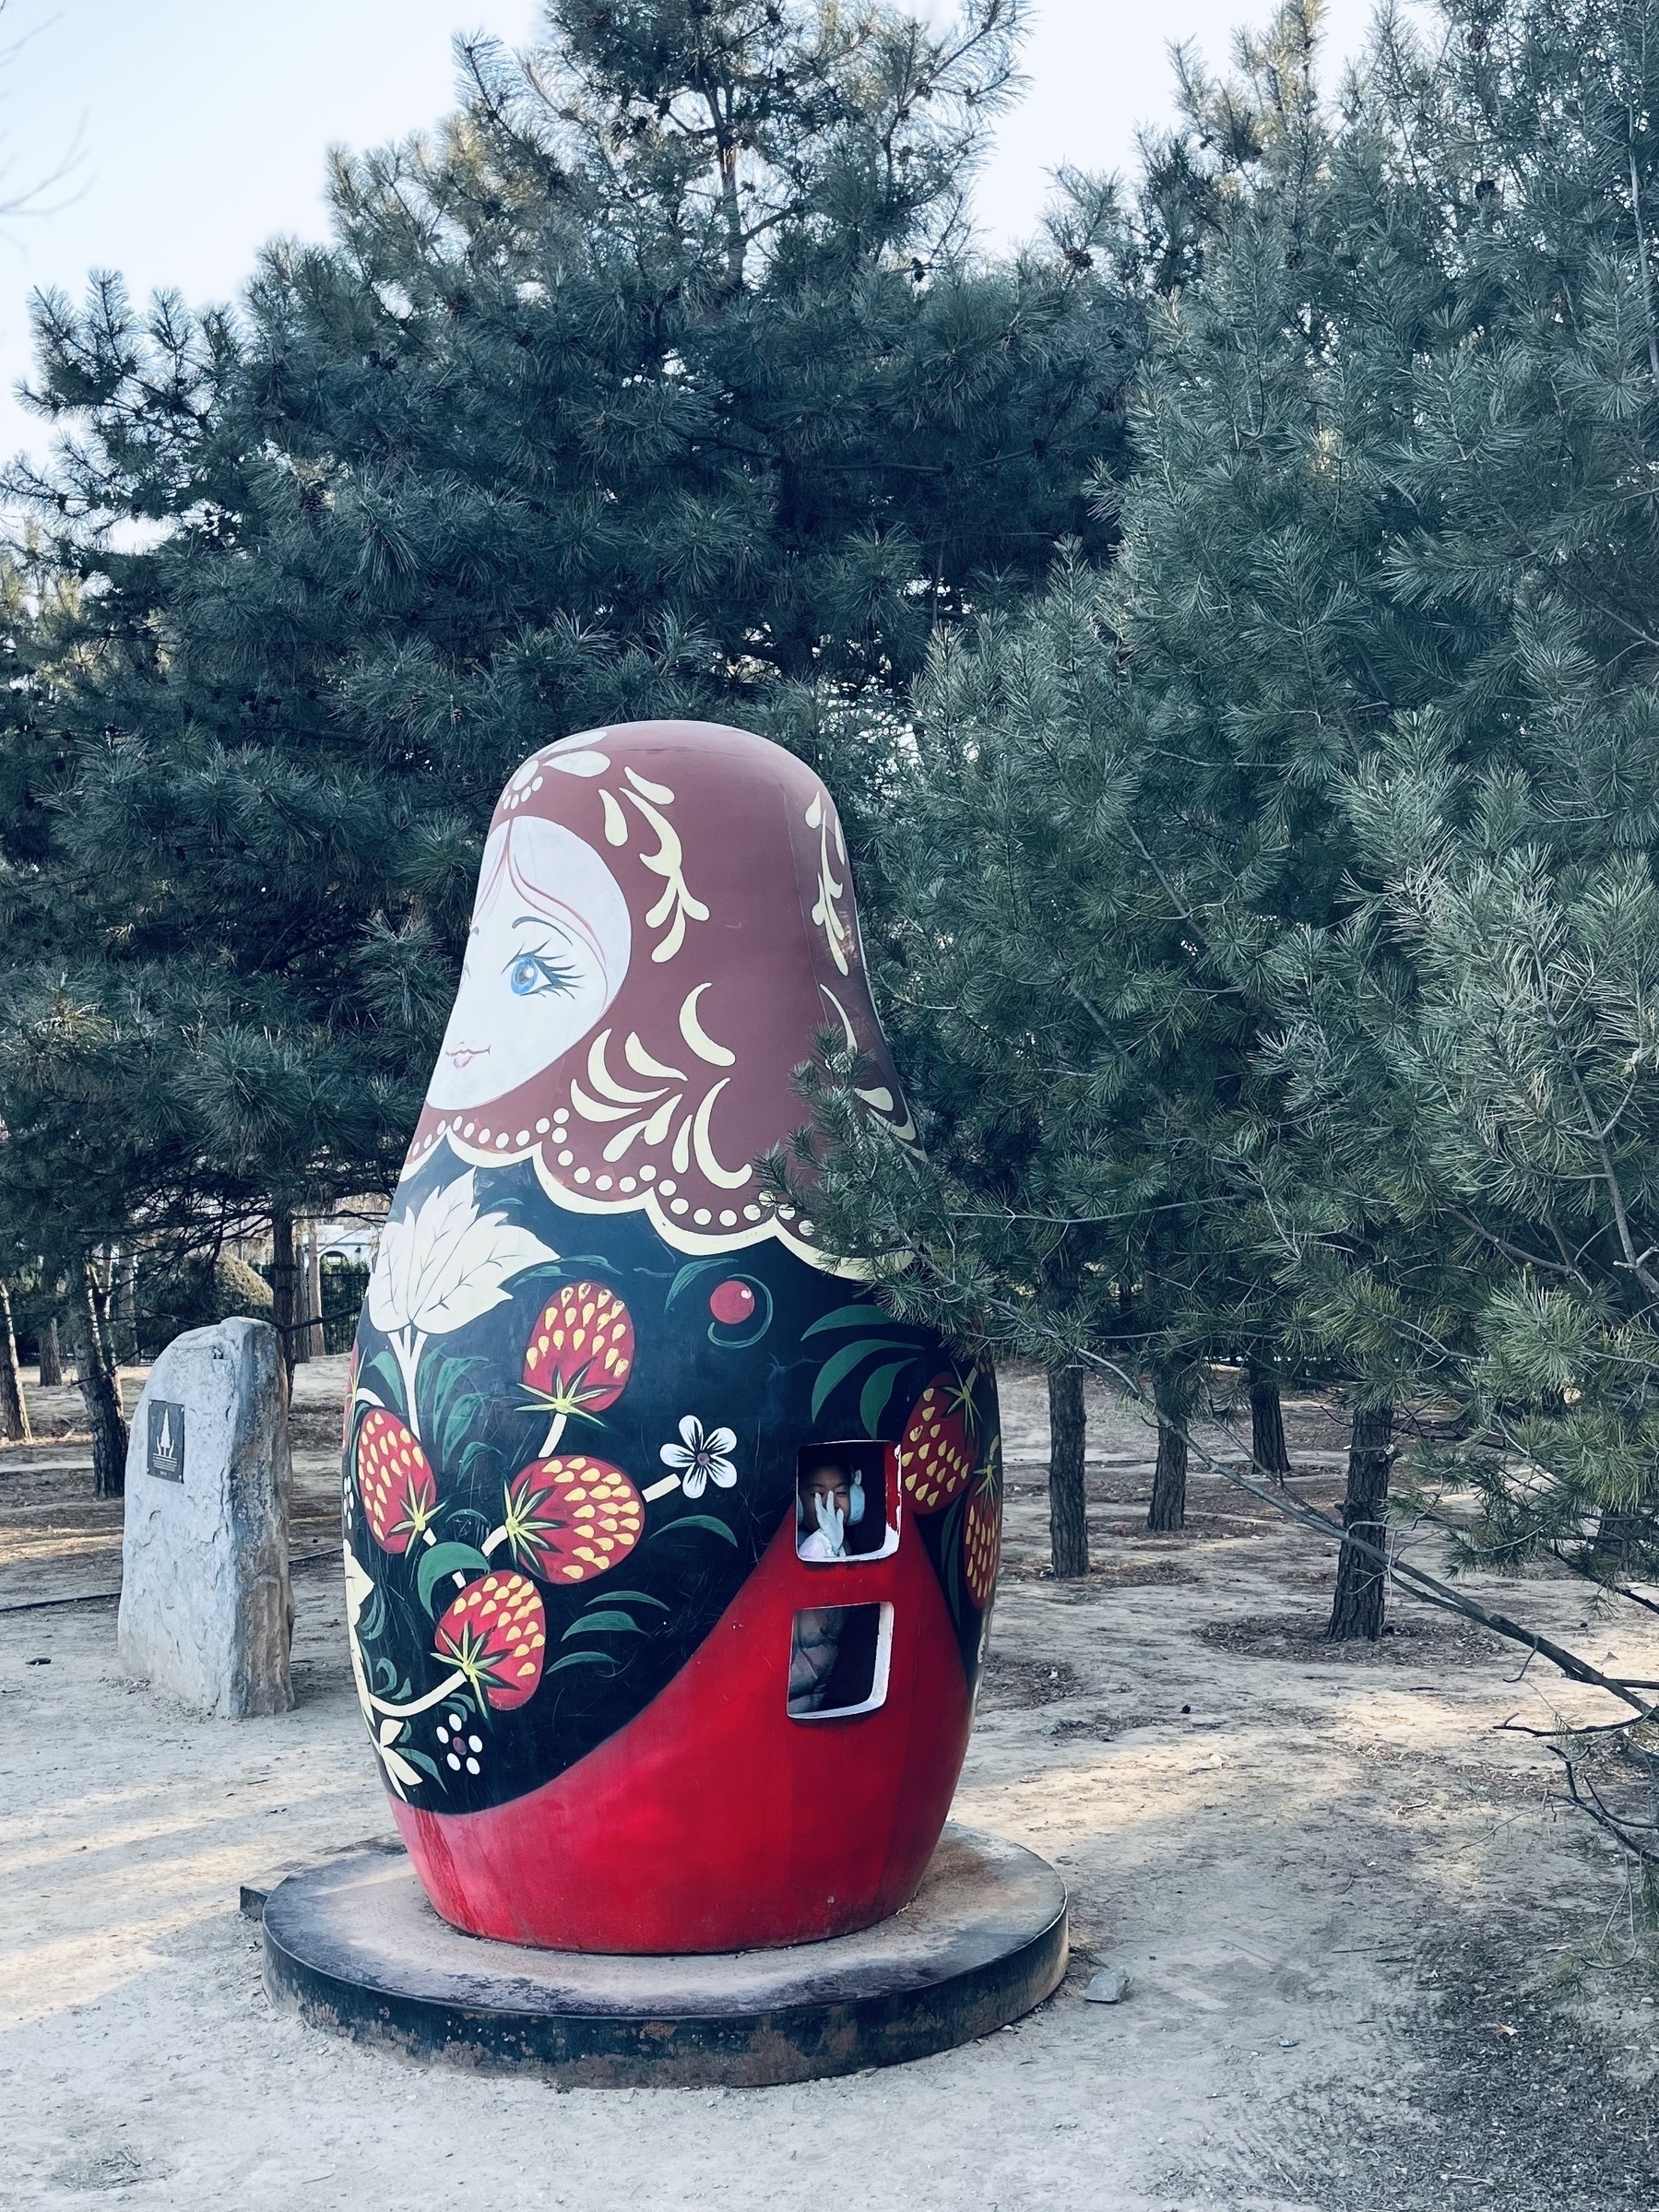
[448,1046,489,1069]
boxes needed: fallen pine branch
[1069,1342,1659,1726]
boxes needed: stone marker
[119,1318,293,1718]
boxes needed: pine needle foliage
[801,1,1475,1406]
[1267,0,1659,1589]
[0,0,1142,1265]
[811,0,1659,1606]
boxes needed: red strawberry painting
[964,1444,1003,1607]
[433,1573,548,1711]
[522,1282,634,1453]
[899,1374,978,1513]
[355,1409,438,1554]
[488,1455,646,1584]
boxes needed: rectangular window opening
[795,1440,897,1563]
[788,1603,894,1721]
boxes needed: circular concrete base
[262,1823,1067,2087]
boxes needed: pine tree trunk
[1328,1402,1393,1641]
[1147,1366,1194,1533]
[1047,1364,1089,1578]
[717,139,746,291]
[305,1225,326,1358]
[120,1248,139,1363]
[72,1258,128,1497]
[0,1283,31,1443]
[108,1245,131,1364]
[270,1211,300,1378]
[1249,1365,1291,1480]
[289,1222,312,1368]
[37,1314,62,1388]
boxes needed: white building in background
[319,1222,381,1264]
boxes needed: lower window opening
[788,1603,894,1720]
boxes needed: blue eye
[507,951,575,997]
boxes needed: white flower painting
[654,1414,739,1499]
[368,1170,557,1434]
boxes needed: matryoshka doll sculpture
[343,721,1001,1954]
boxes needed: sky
[0,0,1377,471]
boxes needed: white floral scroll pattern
[614,765,708,963]
[502,735,613,812]
[822,984,918,1145]
[565,993,752,1193]
[805,790,851,976]
[345,1546,426,1798]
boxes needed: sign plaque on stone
[119,1318,294,1718]
[147,1399,185,1483]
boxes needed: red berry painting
[355,1410,438,1554]
[433,1573,548,1711]
[964,1445,1003,1607]
[899,1375,978,1513]
[489,1455,645,1583]
[522,1282,634,1454]
[707,1279,754,1327]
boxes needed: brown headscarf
[402,721,911,1268]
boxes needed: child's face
[803,1465,851,1522]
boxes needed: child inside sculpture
[797,1456,859,1560]
[795,1448,886,1560]
[788,1604,847,1712]
[790,1450,890,1714]
[787,1603,885,1717]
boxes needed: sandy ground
[4,1359,1659,2211]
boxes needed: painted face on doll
[426,815,632,1111]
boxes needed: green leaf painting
[416,1542,492,1616]
[810,1337,911,1422]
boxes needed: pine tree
[1248,1358,1291,1478]
[1262,0,1659,1610]
[0,1,1139,1343]
[801,2,1468,1590]
[792,552,1288,1565]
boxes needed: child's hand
[812,1489,847,1557]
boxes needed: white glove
[812,1489,847,1558]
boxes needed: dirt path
[3,1362,1657,2209]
